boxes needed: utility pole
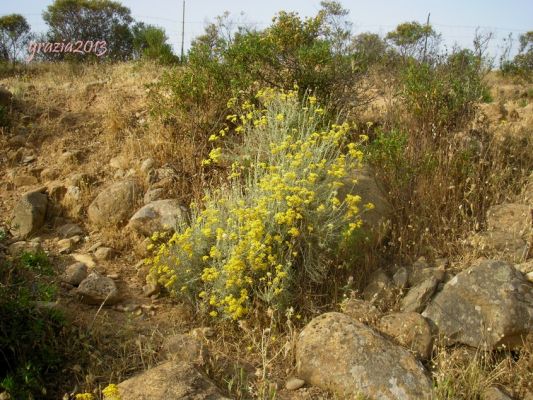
[422,12,430,63]
[181,0,185,62]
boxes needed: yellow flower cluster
[102,384,121,400]
[148,88,366,320]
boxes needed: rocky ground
[0,64,532,399]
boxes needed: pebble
[285,377,305,391]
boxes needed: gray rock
[377,312,433,360]
[296,312,433,399]
[57,223,83,238]
[8,240,41,255]
[423,259,533,350]
[482,387,514,400]
[470,231,528,262]
[486,203,531,237]
[362,269,398,308]
[88,180,140,227]
[57,238,74,254]
[144,188,165,204]
[127,199,187,237]
[62,262,87,286]
[400,276,439,313]
[393,267,409,289]
[285,377,305,391]
[77,271,120,305]
[94,247,114,261]
[11,191,48,239]
[117,361,229,400]
[161,334,207,364]
[407,257,445,287]
[341,298,382,324]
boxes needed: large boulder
[423,260,533,350]
[11,191,48,239]
[296,312,433,399]
[117,361,229,400]
[88,180,140,227]
[127,199,188,236]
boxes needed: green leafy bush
[148,88,371,320]
[0,251,64,399]
[400,49,489,137]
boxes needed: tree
[132,23,177,64]
[43,0,134,60]
[351,32,388,68]
[0,14,31,63]
[386,21,439,61]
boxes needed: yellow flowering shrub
[148,88,367,320]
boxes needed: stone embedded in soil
[285,378,305,391]
[486,203,532,237]
[117,361,230,400]
[87,180,140,227]
[127,199,188,236]
[57,223,84,238]
[62,262,87,286]
[296,312,433,399]
[57,238,74,254]
[377,312,433,360]
[10,190,48,239]
[341,298,382,325]
[482,387,514,400]
[8,240,42,255]
[400,276,439,313]
[143,284,160,297]
[94,246,114,261]
[143,188,165,204]
[362,269,398,308]
[423,259,533,350]
[77,271,120,305]
[161,334,207,364]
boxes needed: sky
[1,0,532,59]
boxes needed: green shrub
[0,251,64,399]
[149,3,366,143]
[148,88,371,320]
[400,49,489,137]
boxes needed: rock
[61,186,83,218]
[143,284,160,297]
[285,378,305,391]
[94,247,114,261]
[362,269,397,309]
[127,199,187,237]
[22,155,36,164]
[62,262,87,286]
[57,238,74,254]
[88,180,140,227]
[527,272,533,283]
[470,231,528,262]
[140,158,156,174]
[57,223,83,238]
[40,168,58,181]
[337,166,392,242]
[144,188,165,204]
[161,334,207,364]
[400,277,439,313]
[486,203,531,237]
[117,361,229,400]
[393,267,409,289]
[11,191,48,239]
[407,257,446,287]
[0,86,12,106]
[72,253,96,268]
[423,260,533,350]
[13,174,39,187]
[77,272,120,305]
[482,387,514,400]
[8,134,26,147]
[340,298,382,324]
[296,313,433,399]
[377,312,433,360]
[8,240,42,255]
